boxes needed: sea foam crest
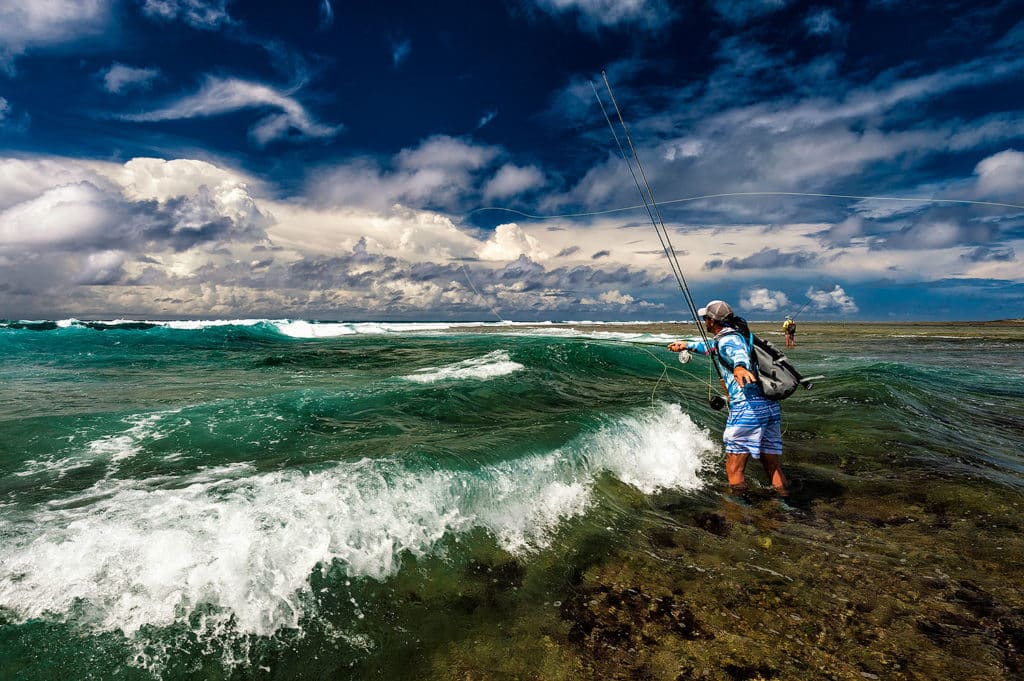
[401,350,524,383]
[0,403,713,639]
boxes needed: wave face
[2,320,1022,677]
[0,321,720,675]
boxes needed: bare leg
[760,454,788,494]
[725,452,748,491]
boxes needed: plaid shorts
[723,399,782,459]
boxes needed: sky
[0,0,1022,321]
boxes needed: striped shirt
[686,330,764,405]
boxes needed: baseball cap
[697,300,733,321]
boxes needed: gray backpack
[716,330,812,400]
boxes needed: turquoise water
[2,319,1023,679]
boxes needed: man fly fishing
[668,300,788,495]
[783,315,796,348]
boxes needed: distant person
[668,300,788,494]
[782,315,796,348]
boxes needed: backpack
[714,325,812,401]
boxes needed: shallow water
[1,319,1022,679]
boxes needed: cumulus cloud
[974,149,1024,198]
[140,0,231,30]
[76,250,126,285]
[0,182,120,248]
[529,0,676,31]
[0,155,675,319]
[0,157,269,255]
[807,284,858,313]
[478,223,549,261]
[102,63,160,93]
[482,164,545,201]
[124,77,341,146]
[598,289,634,305]
[0,0,111,72]
[740,287,789,312]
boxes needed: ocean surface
[1,319,1023,680]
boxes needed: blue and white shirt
[686,330,764,405]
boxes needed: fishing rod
[595,72,728,409]
[790,298,813,320]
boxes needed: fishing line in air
[595,71,725,405]
[460,263,505,322]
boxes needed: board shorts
[723,398,782,459]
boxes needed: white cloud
[102,63,160,93]
[0,0,111,72]
[76,250,125,284]
[140,0,231,30]
[530,0,675,31]
[599,289,634,305]
[807,284,858,313]
[482,164,545,201]
[114,157,257,203]
[265,202,481,262]
[740,287,789,312]
[478,223,549,261]
[124,77,340,145]
[310,135,500,211]
[975,149,1024,197]
[0,156,269,256]
[0,157,121,210]
[396,135,497,172]
[0,182,115,247]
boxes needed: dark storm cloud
[704,248,818,270]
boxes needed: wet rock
[561,584,710,658]
[723,662,779,680]
[648,527,678,548]
[694,511,730,537]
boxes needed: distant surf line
[468,191,1024,221]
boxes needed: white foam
[272,320,507,338]
[0,403,713,641]
[86,411,178,466]
[401,350,524,383]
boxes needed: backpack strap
[712,328,757,377]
